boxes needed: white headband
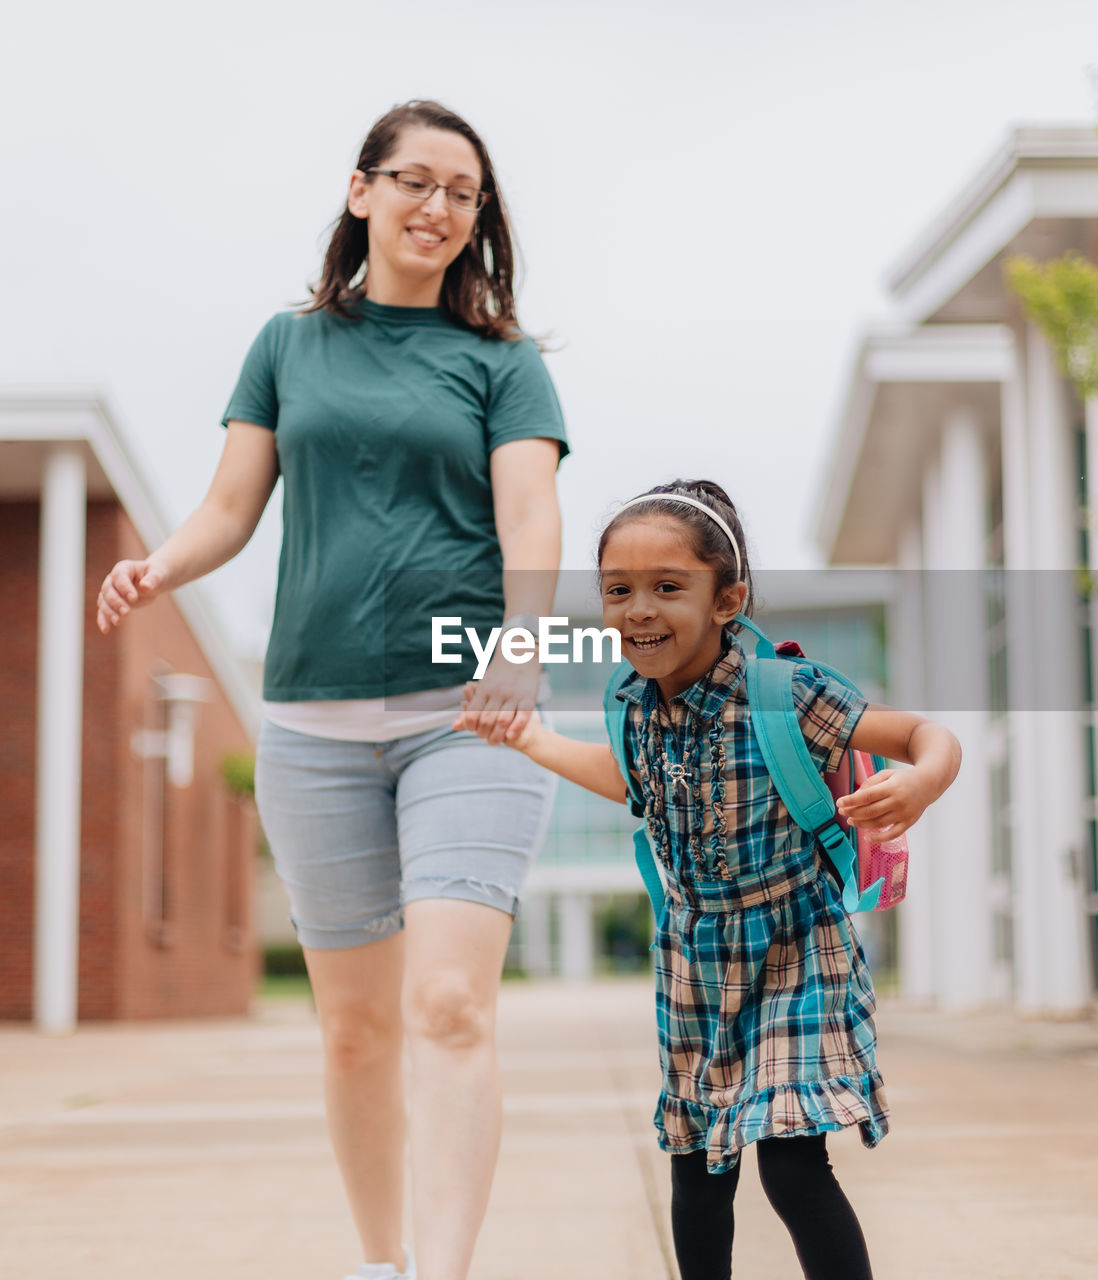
[613,493,743,582]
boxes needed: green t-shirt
[222,299,569,700]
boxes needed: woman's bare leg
[305,934,408,1272]
[402,899,515,1280]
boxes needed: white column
[1087,393,1098,584]
[1085,392,1098,995]
[918,444,950,1001]
[1024,328,1089,1011]
[34,445,87,1034]
[558,892,594,980]
[892,520,935,1003]
[1000,365,1041,1008]
[931,407,994,1009]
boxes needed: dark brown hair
[305,100,520,340]
[598,479,755,616]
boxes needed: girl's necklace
[660,671,714,796]
[664,756,691,793]
[657,704,691,794]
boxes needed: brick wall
[78,501,124,1017]
[109,505,258,1018]
[0,498,258,1021]
[0,504,40,1019]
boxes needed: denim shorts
[254,719,557,949]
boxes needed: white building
[818,127,1098,1013]
[0,393,260,1026]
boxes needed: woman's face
[348,125,483,305]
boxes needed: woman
[97,100,568,1280]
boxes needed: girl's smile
[600,517,745,700]
[630,633,672,652]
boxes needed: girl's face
[600,517,746,701]
[347,125,482,305]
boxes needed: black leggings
[670,1136,872,1280]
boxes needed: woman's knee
[403,972,493,1050]
[305,941,404,1075]
[316,998,403,1075]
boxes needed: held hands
[96,557,169,633]
[835,767,935,841]
[452,657,543,749]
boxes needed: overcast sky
[4,0,1097,656]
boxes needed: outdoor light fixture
[131,672,212,788]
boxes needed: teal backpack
[602,615,909,920]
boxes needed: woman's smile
[406,223,447,250]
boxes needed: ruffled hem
[655,1072,890,1173]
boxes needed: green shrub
[220,750,256,799]
[596,894,654,972]
[263,943,309,977]
[1006,251,1098,398]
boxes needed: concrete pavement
[1,979,1097,1279]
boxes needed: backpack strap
[603,663,665,920]
[737,620,865,913]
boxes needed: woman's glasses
[366,168,490,213]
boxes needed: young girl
[458,479,960,1280]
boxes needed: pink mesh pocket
[826,749,909,911]
[858,833,909,907]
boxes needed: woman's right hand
[95,421,280,637]
[97,556,169,633]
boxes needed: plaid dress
[617,634,889,1173]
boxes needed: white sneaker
[346,1247,415,1280]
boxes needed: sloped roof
[886,126,1098,325]
[817,125,1098,563]
[0,390,260,735]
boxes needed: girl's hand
[835,767,934,840]
[454,679,543,751]
[96,556,169,633]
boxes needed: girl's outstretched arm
[453,702,629,804]
[839,706,961,840]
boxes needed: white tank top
[263,685,466,742]
[263,675,550,743]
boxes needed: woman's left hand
[455,655,541,745]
